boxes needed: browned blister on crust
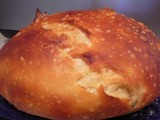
[0,8,159,120]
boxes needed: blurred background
[0,0,160,38]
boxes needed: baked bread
[0,8,160,120]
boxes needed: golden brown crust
[0,8,160,120]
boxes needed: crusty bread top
[0,8,160,120]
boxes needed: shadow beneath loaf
[0,96,159,120]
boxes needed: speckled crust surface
[0,8,159,120]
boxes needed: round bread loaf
[0,8,160,120]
